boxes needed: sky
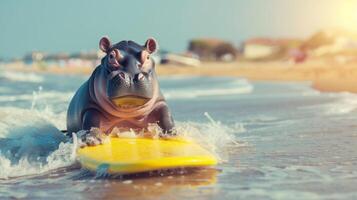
[0,0,356,59]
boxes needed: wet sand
[4,59,357,93]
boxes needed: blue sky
[0,0,356,59]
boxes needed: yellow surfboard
[77,137,217,174]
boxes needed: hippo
[66,37,175,142]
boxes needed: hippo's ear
[145,38,158,54]
[99,36,112,53]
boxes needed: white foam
[0,76,248,178]
[175,112,247,162]
[0,141,75,179]
[95,112,246,163]
[0,105,67,138]
[0,86,74,179]
[322,92,357,115]
[0,71,44,83]
[231,188,322,200]
[163,79,253,99]
[160,75,198,80]
[0,106,243,178]
[0,86,71,131]
[0,104,75,179]
[163,86,253,99]
[0,90,74,104]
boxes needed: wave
[0,87,74,179]
[175,112,247,162]
[0,76,247,178]
[0,91,74,103]
[0,142,75,179]
[299,91,357,116]
[0,106,75,179]
[0,71,44,83]
[108,112,246,163]
[0,106,244,178]
[163,86,253,99]
[163,79,253,99]
[321,92,357,115]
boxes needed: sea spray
[0,87,75,179]
[29,86,70,129]
[75,112,245,164]
[0,141,76,179]
[71,133,78,160]
[31,86,43,110]
[0,76,248,179]
[174,112,246,163]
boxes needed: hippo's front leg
[149,103,175,134]
[79,109,105,146]
[82,109,102,130]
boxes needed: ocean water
[0,70,356,199]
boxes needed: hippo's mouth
[111,96,150,108]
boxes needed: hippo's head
[99,37,158,109]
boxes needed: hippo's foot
[76,128,108,148]
[158,128,178,139]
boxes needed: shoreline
[157,60,357,93]
[3,60,357,93]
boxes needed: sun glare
[336,0,357,31]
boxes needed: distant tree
[188,39,237,61]
[213,43,237,60]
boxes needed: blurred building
[188,38,237,61]
[161,53,201,67]
[22,50,104,68]
[44,52,69,67]
[23,51,46,64]
[68,50,104,68]
[243,38,303,61]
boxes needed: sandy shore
[157,60,357,93]
[3,60,357,93]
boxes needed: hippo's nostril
[138,73,145,81]
[133,73,145,82]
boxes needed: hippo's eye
[108,49,122,68]
[109,51,115,60]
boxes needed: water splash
[0,75,246,179]
[0,86,75,179]
[175,112,246,162]
[0,141,75,179]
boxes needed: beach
[158,60,357,93]
[2,0,357,199]
[5,59,357,93]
